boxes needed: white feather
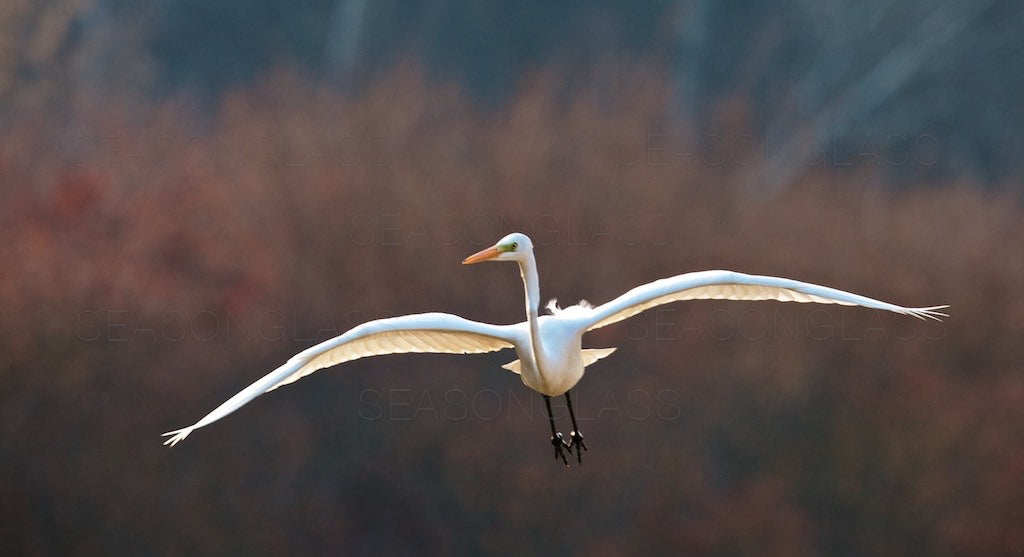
[165,232,946,448]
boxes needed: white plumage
[164,233,946,447]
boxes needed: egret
[163,232,947,465]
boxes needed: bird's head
[462,232,533,264]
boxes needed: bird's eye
[510,242,518,250]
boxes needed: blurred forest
[2,1,1024,556]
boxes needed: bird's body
[164,233,946,465]
[515,312,590,396]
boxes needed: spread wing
[163,313,520,446]
[582,270,947,331]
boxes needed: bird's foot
[569,430,588,465]
[551,433,570,466]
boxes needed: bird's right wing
[163,313,520,446]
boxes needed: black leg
[564,390,588,464]
[544,395,569,466]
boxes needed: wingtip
[161,427,193,447]
[908,305,949,321]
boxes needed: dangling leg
[543,395,569,466]
[564,390,588,464]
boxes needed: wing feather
[163,312,519,446]
[584,270,947,331]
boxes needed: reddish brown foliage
[2,65,1022,555]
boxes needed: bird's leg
[564,390,588,464]
[543,395,570,466]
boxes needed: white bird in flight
[163,232,947,465]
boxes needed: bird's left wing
[581,270,947,332]
[163,313,519,446]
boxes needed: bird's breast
[529,317,585,396]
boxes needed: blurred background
[2,1,1024,555]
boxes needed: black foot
[551,433,570,466]
[569,430,588,465]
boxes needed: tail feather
[501,347,618,375]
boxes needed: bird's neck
[519,254,546,374]
[520,254,541,316]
